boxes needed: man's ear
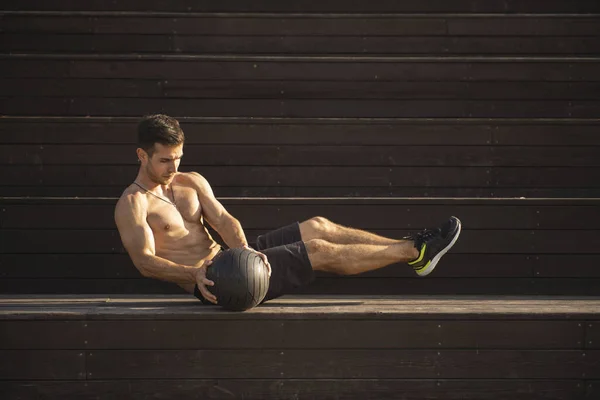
[136,148,148,163]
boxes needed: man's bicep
[114,197,156,267]
[191,173,230,228]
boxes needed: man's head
[136,114,185,185]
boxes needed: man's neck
[135,174,166,192]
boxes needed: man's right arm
[114,193,199,284]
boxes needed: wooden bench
[2,294,599,399]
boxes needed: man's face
[141,143,184,185]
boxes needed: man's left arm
[188,171,247,248]
[188,172,271,275]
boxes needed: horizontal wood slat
[0,379,586,400]
[4,79,600,100]
[3,58,600,82]
[0,319,584,349]
[2,202,599,230]
[3,186,600,198]
[1,166,599,197]
[4,15,600,36]
[3,97,600,118]
[6,34,600,55]
[85,349,599,379]
[76,320,591,349]
[0,350,85,380]
[6,0,600,13]
[2,118,599,145]
[0,321,86,349]
[3,144,600,167]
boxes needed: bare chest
[146,186,202,234]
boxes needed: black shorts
[194,222,315,304]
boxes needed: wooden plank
[302,277,600,296]
[6,0,600,13]
[587,322,600,349]
[6,79,599,100]
[3,203,600,230]
[493,167,600,187]
[3,197,598,206]
[0,350,85,379]
[0,230,125,253]
[4,97,580,118]
[0,321,86,349]
[83,319,583,349]
[0,15,444,35]
[0,165,493,187]
[3,165,600,189]
[4,15,600,36]
[0,379,586,400]
[492,124,600,146]
[4,144,600,167]
[0,254,139,279]
[0,278,183,295]
[85,349,598,379]
[571,101,600,118]
[2,277,599,296]
[534,255,600,278]
[0,97,458,118]
[3,58,599,82]
[5,34,600,55]
[4,185,600,198]
[2,295,599,319]
[448,16,600,36]
[3,118,600,146]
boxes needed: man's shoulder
[175,171,210,189]
[115,185,146,212]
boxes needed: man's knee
[304,238,338,273]
[299,216,333,240]
[304,238,331,255]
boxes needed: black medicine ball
[206,248,270,311]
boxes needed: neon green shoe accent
[408,243,427,266]
[414,260,432,273]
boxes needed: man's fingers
[201,287,217,304]
[203,278,214,286]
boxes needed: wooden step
[1,294,598,399]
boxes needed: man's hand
[243,245,272,278]
[195,259,217,304]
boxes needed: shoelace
[414,228,440,247]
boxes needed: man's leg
[299,216,403,246]
[303,216,462,277]
[304,239,418,275]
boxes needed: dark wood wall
[1,1,599,295]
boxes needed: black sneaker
[405,216,462,277]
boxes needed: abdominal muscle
[149,205,222,294]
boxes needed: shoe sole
[416,217,462,277]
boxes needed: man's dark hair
[137,114,185,157]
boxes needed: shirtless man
[115,115,462,305]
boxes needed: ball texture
[206,248,270,311]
